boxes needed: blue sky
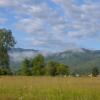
[0,0,100,52]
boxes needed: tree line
[18,54,69,76]
[0,28,99,77]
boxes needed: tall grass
[0,76,100,100]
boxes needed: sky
[0,0,100,52]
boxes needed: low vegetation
[0,76,100,100]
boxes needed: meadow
[0,76,100,100]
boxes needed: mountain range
[9,48,100,74]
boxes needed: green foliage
[92,67,99,77]
[0,28,16,75]
[45,61,58,76]
[56,64,69,76]
[20,59,31,76]
[0,66,12,75]
[0,29,16,48]
[45,61,69,76]
[32,54,45,75]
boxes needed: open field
[0,76,100,100]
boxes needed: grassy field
[0,76,100,100]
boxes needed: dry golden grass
[0,76,100,100]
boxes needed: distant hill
[9,48,100,74]
[46,48,100,74]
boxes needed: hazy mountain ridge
[9,48,53,62]
[8,48,40,71]
[9,48,100,74]
[9,48,53,71]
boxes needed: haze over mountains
[9,48,100,74]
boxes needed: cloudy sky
[0,0,100,52]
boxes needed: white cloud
[0,0,100,50]
[53,0,100,39]
[16,18,45,34]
